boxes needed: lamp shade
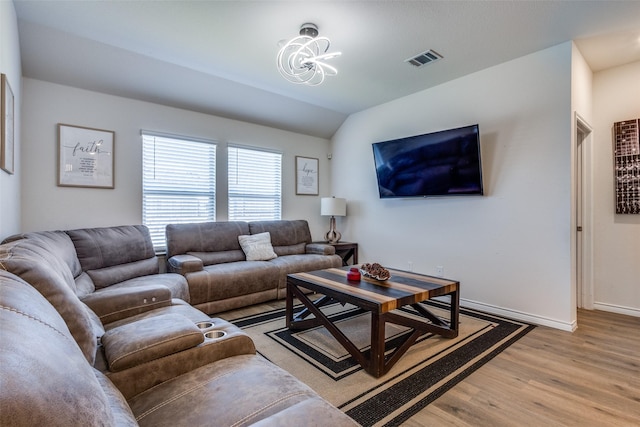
[321,197,346,216]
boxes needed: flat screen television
[372,124,483,198]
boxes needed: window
[228,145,282,221]
[142,132,216,251]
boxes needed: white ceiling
[14,1,640,139]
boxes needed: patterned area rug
[225,300,534,426]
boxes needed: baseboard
[593,302,640,318]
[459,298,576,332]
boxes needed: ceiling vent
[405,49,443,67]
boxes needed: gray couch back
[2,225,161,293]
[67,225,158,290]
[166,221,250,261]
[165,220,314,263]
[248,220,312,256]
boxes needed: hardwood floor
[405,309,640,426]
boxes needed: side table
[316,241,358,266]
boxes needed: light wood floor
[405,309,640,426]
[220,304,639,426]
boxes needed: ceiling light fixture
[277,23,341,86]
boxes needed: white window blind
[228,145,282,221]
[142,132,216,251]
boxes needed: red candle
[347,267,361,282]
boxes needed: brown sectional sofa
[0,224,358,426]
[166,219,342,314]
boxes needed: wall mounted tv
[372,124,483,199]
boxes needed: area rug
[224,300,535,426]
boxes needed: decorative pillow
[238,232,278,261]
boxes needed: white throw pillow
[238,232,278,261]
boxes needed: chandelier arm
[276,24,339,86]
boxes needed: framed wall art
[613,118,639,214]
[295,156,319,195]
[58,123,115,188]
[1,74,14,174]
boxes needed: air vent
[405,49,443,67]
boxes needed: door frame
[574,112,594,310]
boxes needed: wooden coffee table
[286,267,459,377]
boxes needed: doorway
[575,113,593,309]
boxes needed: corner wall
[331,43,575,330]
[570,43,594,312]
[20,79,333,241]
[592,60,640,316]
[0,0,22,240]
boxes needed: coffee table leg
[370,313,386,377]
[286,282,294,328]
[450,288,460,337]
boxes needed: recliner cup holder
[204,330,227,340]
[196,321,214,329]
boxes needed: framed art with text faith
[58,123,115,188]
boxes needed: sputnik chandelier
[276,23,341,86]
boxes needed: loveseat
[166,220,342,314]
[0,270,359,426]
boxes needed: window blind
[228,145,282,221]
[142,133,216,251]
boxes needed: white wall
[0,0,22,239]
[592,60,640,316]
[331,43,576,330]
[20,78,333,241]
[570,44,594,312]
[571,43,594,124]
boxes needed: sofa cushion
[0,271,126,426]
[87,257,159,290]
[128,354,357,427]
[102,313,204,372]
[67,225,158,288]
[166,221,249,259]
[75,271,97,297]
[269,254,342,274]
[108,272,190,303]
[273,242,306,256]
[94,370,139,426]
[238,232,278,261]
[249,398,359,427]
[5,230,84,278]
[248,220,313,247]
[186,261,280,305]
[0,238,99,364]
[188,250,246,265]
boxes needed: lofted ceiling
[13,0,640,139]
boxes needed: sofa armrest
[305,243,336,256]
[101,314,204,372]
[81,285,172,325]
[167,254,204,275]
[105,318,256,399]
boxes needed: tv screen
[372,124,483,198]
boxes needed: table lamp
[321,197,346,244]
